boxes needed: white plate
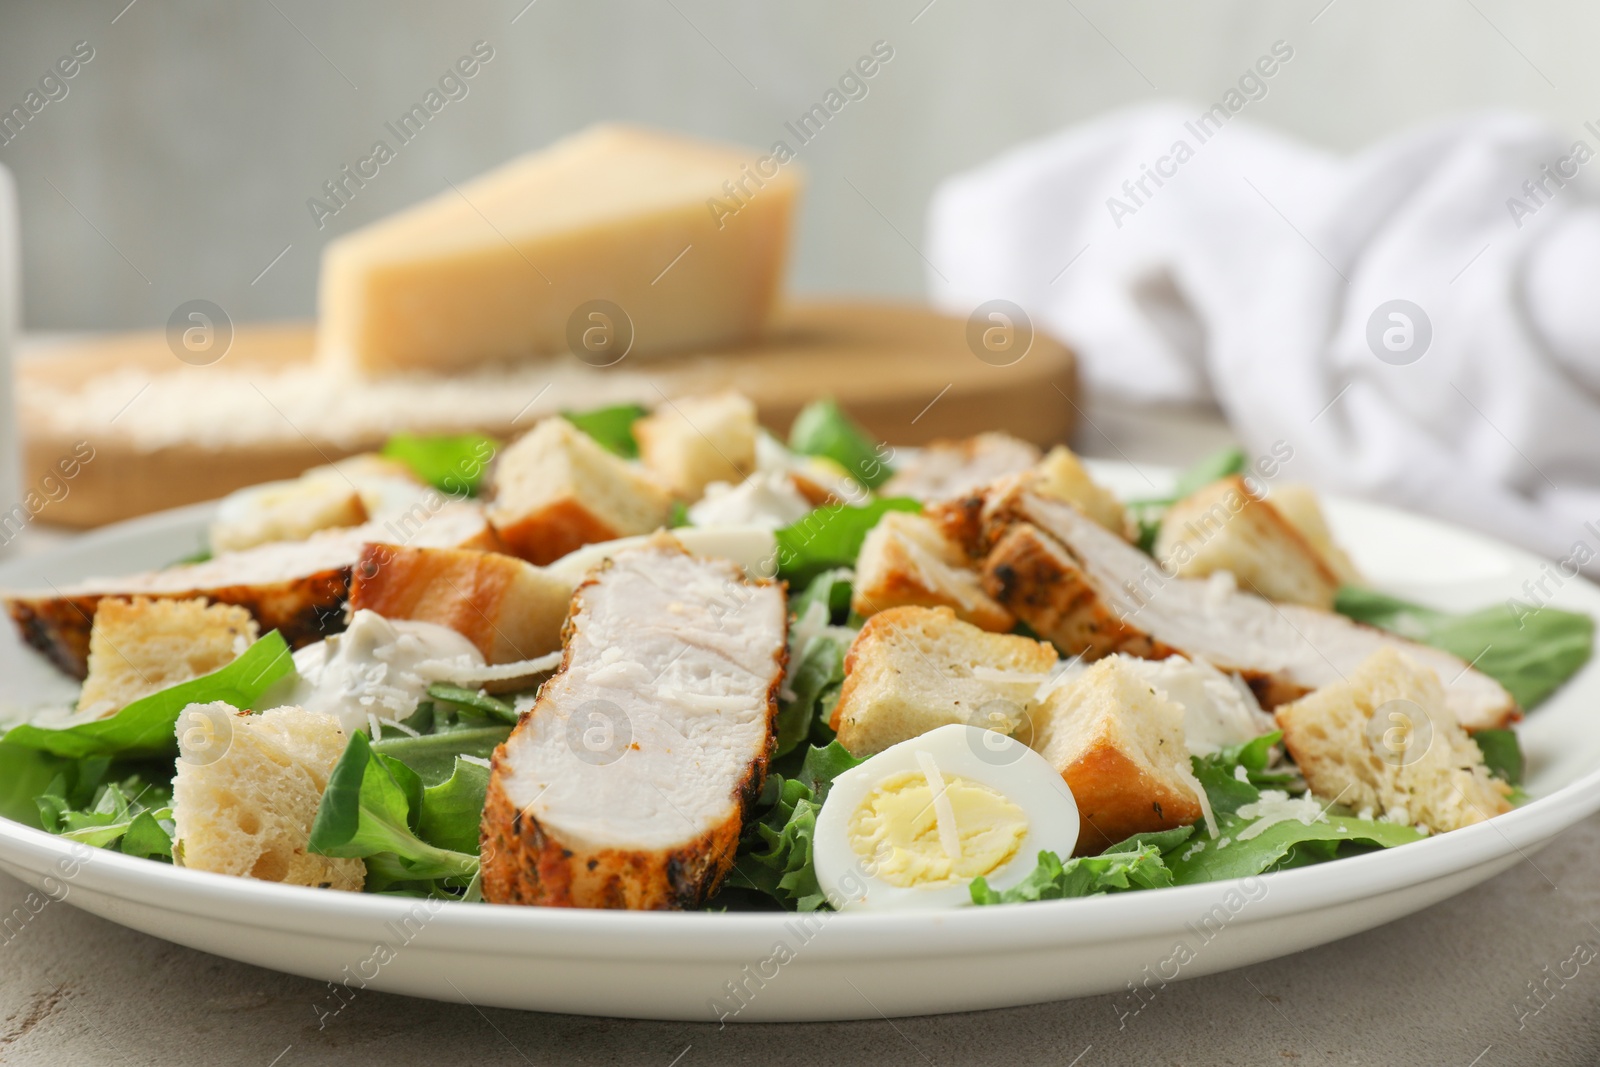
[1,476,1598,1023]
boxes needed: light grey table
[4,397,1599,1066]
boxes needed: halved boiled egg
[814,724,1080,910]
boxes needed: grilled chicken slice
[947,481,1517,731]
[882,432,1041,502]
[481,535,786,909]
[5,503,499,678]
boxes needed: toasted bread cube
[852,511,1013,631]
[1268,483,1362,587]
[1024,656,1205,854]
[487,417,672,565]
[830,605,1057,757]
[634,392,758,500]
[1275,648,1512,833]
[1033,446,1131,539]
[1155,475,1339,609]
[172,703,366,891]
[210,476,369,554]
[882,432,1042,502]
[349,543,571,664]
[77,597,260,718]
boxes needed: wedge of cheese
[317,124,801,375]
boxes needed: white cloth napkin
[927,104,1600,576]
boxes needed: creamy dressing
[687,470,813,529]
[280,609,485,736]
[1117,654,1273,756]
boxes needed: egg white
[813,724,1081,911]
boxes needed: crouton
[487,417,673,565]
[882,432,1042,502]
[1155,475,1340,609]
[1269,483,1363,586]
[77,597,260,718]
[210,474,369,554]
[1033,446,1131,538]
[634,392,758,500]
[830,605,1057,757]
[348,543,572,664]
[171,703,365,891]
[1022,656,1205,854]
[1274,648,1513,833]
[852,511,1013,631]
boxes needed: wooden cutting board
[17,300,1077,528]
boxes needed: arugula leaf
[970,845,1174,905]
[1126,446,1248,552]
[37,776,174,860]
[119,811,176,860]
[382,432,499,496]
[775,635,846,760]
[1102,825,1198,854]
[1163,811,1422,884]
[1171,446,1246,500]
[726,742,864,911]
[774,498,921,585]
[1472,728,1524,787]
[0,743,80,830]
[1171,731,1422,885]
[371,725,510,788]
[168,541,213,567]
[1335,587,1593,709]
[789,567,854,624]
[787,399,894,490]
[563,404,648,458]
[1,632,294,759]
[416,758,491,855]
[308,732,479,885]
[425,684,518,726]
[774,570,857,760]
[1196,735,1305,809]
[669,501,691,528]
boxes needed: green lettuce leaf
[774,498,920,585]
[1334,586,1593,709]
[1,632,294,759]
[371,725,510,787]
[774,570,857,760]
[725,741,864,911]
[0,743,80,829]
[425,683,518,726]
[416,758,491,855]
[1127,445,1248,554]
[382,432,499,496]
[563,403,648,458]
[1170,731,1423,885]
[775,636,846,760]
[1171,446,1246,500]
[787,398,894,490]
[308,732,479,887]
[969,844,1174,905]
[36,774,174,860]
[1471,728,1524,786]
[1163,811,1422,885]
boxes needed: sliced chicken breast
[956,482,1517,731]
[882,432,1041,502]
[5,502,498,677]
[481,535,786,909]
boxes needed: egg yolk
[846,770,1028,887]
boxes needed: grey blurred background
[0,0,1587,331]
